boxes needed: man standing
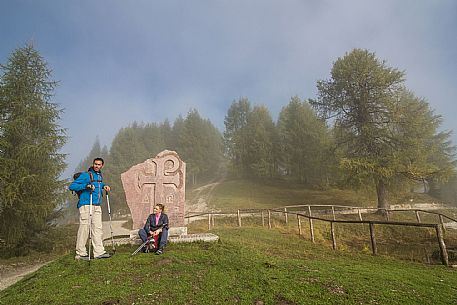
[70,158,112,260]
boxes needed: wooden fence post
[369,222,377,256]
[268,210,272,229]
[284,208,288,224]
[308,206,315,243]
[439,214,445,234]
[331,222,336,250]
[331,206,336,221]
[237,210,241,227]
[212,213,215,227]
[208,213,211,230]
[415,210,421,223]
[435,225,449,266]
[358,209,363,221]
[261,210,265,227]
[297,215,302,236]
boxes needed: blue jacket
[144,213,169,233]
[69,168,106,209]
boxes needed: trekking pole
[105,190,116,254]
[88,189,93,262]
[132,238,150,256]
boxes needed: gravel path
[0,262,49,291]
[0,220,131,292]
[102,220,131,239]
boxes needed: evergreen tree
[0,44,66,255]
[277,96,334,185]
[102,121,174,212]
[245,105,276,178]
[75,136,103,172]
[176,109,224,185]
[170,115,185,150]
[160,119,173,149]
[104,123,152,213]
[223,98,251,177]
[313,49,455,209]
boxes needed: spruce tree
[277,96,334,185]
[177,109,224,185]
[0,44,66,255]
[75,137,103,172]
[223,98,252,177]
[245,105,276,179]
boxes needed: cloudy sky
[1,0,456,178]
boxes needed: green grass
[0,224,78,266]
[207,178,444,211]
[203,179,457,263]
[209,179,379,211]
[1,226,456,305]
[2,179,456,304]
[194,213,457,264]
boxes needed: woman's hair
[156,203,165,212]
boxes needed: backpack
[72,171,100,198]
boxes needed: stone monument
[121,150,187,236]
[120,149,219,245]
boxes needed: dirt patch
[274,295,298,305]
[99,299,121,305]
[323,281,346,295]
[187,198,210,213]
[186,179,224,220]
[0,261,49,291]
[155,258,173,266]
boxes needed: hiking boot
[95,252,112,259]
[75,254,89,261]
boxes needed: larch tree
[313,49,455,209]
[0,44,66,255]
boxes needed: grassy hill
[1,226,456,305]
[1,179,456,304]
[194,179,439,211]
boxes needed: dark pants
[138,228,168,249]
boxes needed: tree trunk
[376,179,389,210]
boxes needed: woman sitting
[138,203,169,255]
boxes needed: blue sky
[1,0,456,178]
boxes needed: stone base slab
[169,226,188,236]
[168,233,219,243]
[105,232,219,246]
[129,226,188,239]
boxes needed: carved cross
[136,154,182,210]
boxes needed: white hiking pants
[76,205,105,257]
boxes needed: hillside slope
[1,227,456,305]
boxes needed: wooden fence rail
[184,206,456,266]
[271,205,457,236]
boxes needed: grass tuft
[1,226,456,305]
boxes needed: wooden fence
[185,205,457,266]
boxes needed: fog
[1,0,456,178]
